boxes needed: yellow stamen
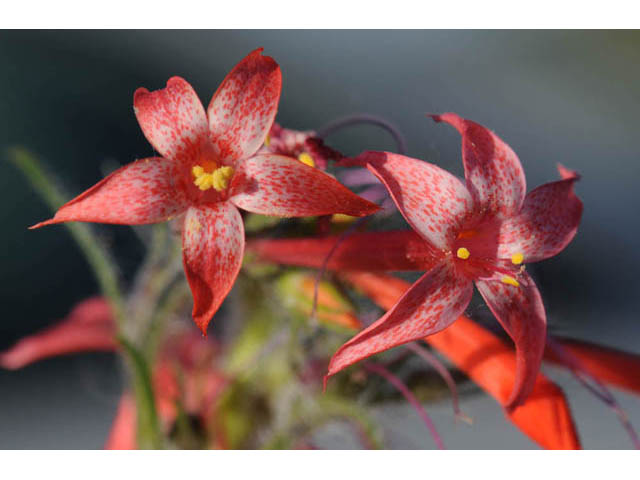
[511,252,524,265]
[501,275,520,287]
[212,166,234,191]
[331,213,356,224]
[192,165,235,192]
[456,247,470,260]
[264,134,271,147]
[298,152,315,167]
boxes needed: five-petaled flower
[327,113,583,408]
[253,113,583,408]
[30,49,378,333]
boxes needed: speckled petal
[208,49,281,163]
[182,203,244,334]
[431,113,526,220]
[30,158,190,228]
[326,261,473,381]
[230,154,379,217]
[476,271,546,409]
[250,230,442,272]
[134,77,209,163]
[361,151,473,250]
[497,166,583,263]
[343,272,581,450]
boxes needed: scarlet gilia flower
[0,297,116,369]
[30,49,378,333]
[261,122,343,170]
[253,113,583,408]
[1,298,228,449]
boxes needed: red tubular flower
[342,271,581,450]
[544,339,640,395]
[105,394,137,450]
[30,49,378,334]
[0,297,116,369]
[305,114,582,408]
[1,298,228,449]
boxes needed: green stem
[6,147,125,324]
[8,147,163,449]
[118,335,163,449]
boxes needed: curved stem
[365,362,445,449]
[316,114,408,155]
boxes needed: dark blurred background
[1,30,639,448]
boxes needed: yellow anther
[212,166,234,191]
[331,213,356,224]
[298,152,315,167]
[501,275,520,287]
[456,247,470,260]
[192,165,235,192]
[511,252,524,265]
[264,134,271,147]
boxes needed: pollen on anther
[298,152,315,168]
[501,275,520,287]
[511,252,524,265]
[456,247,470,260]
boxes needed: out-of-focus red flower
[30,49,378,334]
[0,297,116,369]
[1,298,228,449]
[341,271,581,450]
[544,339,640,395]
[260,122,343,170]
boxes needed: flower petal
[361,151,473,250]
[497,166,583,263]
[30,158,190,228]
[208,49,281,163]
[430,113,526,220]
[104,394,137,450]
[0,297,116,370]
[250,230,441,272]
[230,154,379,217]
[326,261,473,380]
[134,77,209,163]
[343,272,581,450]
[475,271,547,409]
[182,203,244,334]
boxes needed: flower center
[192,164,235,192]
[455,245,525,287]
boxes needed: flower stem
[6,147,125,324]
[118,335,163,449]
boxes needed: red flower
[340,272,581,449]
[260,122,343,170]
[0,297,116,369]
[30,49,378,333]
[253,114,583,408]
[1,298,227,449]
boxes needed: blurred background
[0,30,639,448]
